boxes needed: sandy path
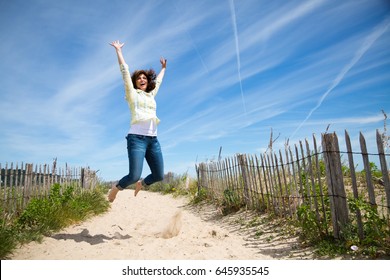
[10,189,314,260]
[10,190,271,260]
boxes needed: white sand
[10,189,313,260]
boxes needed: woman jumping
[108,40,167,202]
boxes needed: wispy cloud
[229,0,247,115]
[172,3,210,75]
[236,0,325,50]
[291,16,390,138]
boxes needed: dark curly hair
[131,69,157,92]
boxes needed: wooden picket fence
[0,160,99,219]
[196,130,390,239]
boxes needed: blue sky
[0,0,389,181]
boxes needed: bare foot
[134,180,143,197]
[108,184,120,202]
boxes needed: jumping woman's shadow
[51,229,131,245]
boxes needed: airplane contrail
[291,16,390,139]
[173,3,210,75]
[229,0,247,115]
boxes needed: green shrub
[221,188,243,215]
[296,197,390,258]
[0,213,18,259]
[348,198,390,256]
[297,204,322,241]
[0,184,109,259]
[192,187,208,204]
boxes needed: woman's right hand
[160,57,167,69]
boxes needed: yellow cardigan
[120,63,163,125]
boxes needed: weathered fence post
[238,154,250,206]
[322,133,349,239]
[24,164,33,209]
[376,129,390,213]
[305,139,321,224]
[345,130,364,240]
[196,163,207,194]
[80,168,85,188]
[313,134,328,234]
[360,132,376,207]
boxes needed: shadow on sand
[51,229,131,246]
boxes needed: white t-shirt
[129,119,158,136]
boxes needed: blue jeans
[117,134,164,189]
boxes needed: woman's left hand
[160,57,167,69]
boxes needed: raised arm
[109,40,126,66]
[157,57,167,80]
[110,40,136,99]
